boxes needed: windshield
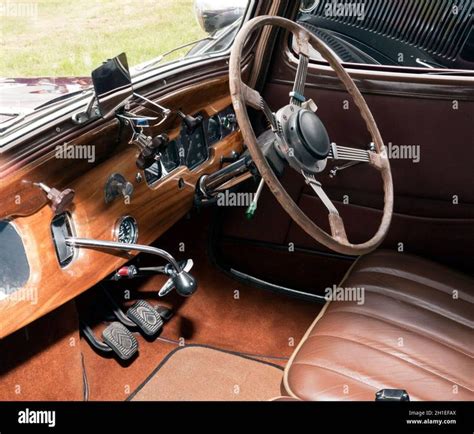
[0,0,249,115]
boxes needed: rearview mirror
[91,52,133,118]
[194,0,247,34]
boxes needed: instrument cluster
[144,106,237,185]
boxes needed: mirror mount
[72,52,133,125]
[72,94,100,125]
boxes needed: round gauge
[206,115,222,145]
[115,216,138,244]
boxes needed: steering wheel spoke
[290,31,310,106]
[303,172,348,243]
[241,83,277,131]
[328,143,371,163]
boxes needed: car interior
[0,0,473,403]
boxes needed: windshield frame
[0,1,256,150]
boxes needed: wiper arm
[0,113,26,134]
[34,88,90,111]
[135,36,216,72]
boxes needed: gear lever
[64,238,197,297]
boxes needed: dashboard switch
[105,173,134,203]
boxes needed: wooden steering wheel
[229,16,393,256]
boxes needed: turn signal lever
[64,238,197,297]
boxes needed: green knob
[245,202,257,220]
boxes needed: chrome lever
[64,238,197,297]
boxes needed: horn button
[289,109,330,161]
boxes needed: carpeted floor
[129,346,283,401]
[0,209,327,401]
[80,262,320,400]
[79,210,322,401]
[0,302,84,401]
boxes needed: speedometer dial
[115,216,138,244]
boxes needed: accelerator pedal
[102,322,138,361]
[126,300,164,336]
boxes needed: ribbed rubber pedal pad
[102,322,138,361]
[126,300,163,336]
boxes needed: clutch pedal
[126,300,164,336]
[102,322,138,361]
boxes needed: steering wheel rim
[229,16,393,256]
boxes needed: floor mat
[129,346,283,401]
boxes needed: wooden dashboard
[0,76,244,338]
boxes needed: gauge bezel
[114,215,139,244]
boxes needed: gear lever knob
[172,270,198,297]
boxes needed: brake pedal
[102,322,138,360]
[126,300,163,336]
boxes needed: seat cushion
[283,250,474,401]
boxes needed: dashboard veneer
[0,78,243,338]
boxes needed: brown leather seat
[283,250,474,401]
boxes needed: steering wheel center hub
[276,105,330,174]
[291,109,330,160]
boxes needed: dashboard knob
[182,114,203,133]
[136,147,155,170]
[105,174,134,203]
[35,182,75,215]
[151,134,169,150]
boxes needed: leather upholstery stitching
[282,255,364,398]
[312,334,473,391]
[285,251,474,400]
[291,361,408,398]
[344,280,473,327]
[354,266,474,302]
[327,308,473,357]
